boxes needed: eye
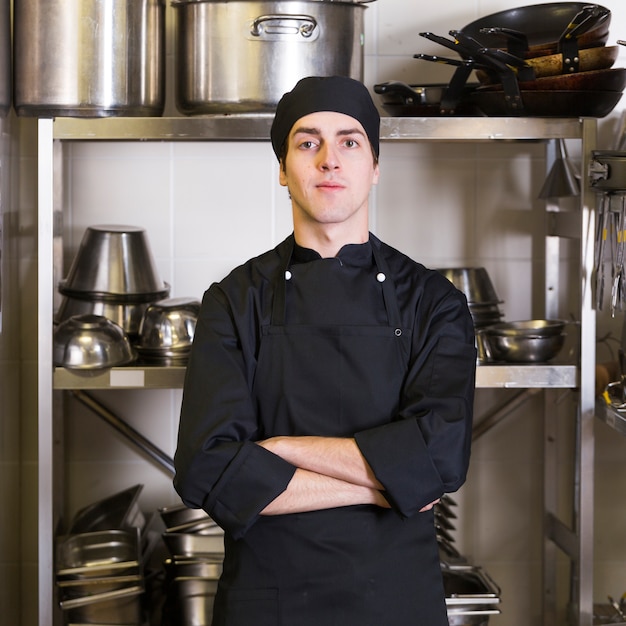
[298,139,318,150]
[343,138,359,148]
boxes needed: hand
[419,498,440,512]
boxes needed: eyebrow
[292,126,366,139]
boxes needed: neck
[293,223,369,258]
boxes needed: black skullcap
[270,76,380,161]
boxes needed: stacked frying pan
[377,2,624,117]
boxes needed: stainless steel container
[172,0,371,114]
[0,0,10,117]
[14,0,165,117]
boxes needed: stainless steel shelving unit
[37,115,598,625]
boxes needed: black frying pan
[460,2,610,57]
[470,89,622,117]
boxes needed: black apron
[213,239,449,626]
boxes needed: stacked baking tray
[436,495,502,625]
[54,485,148,625]
[158,504,224,626]
[56,528,145,624]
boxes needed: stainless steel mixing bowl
[479,329,566,363]
[59,225,169,301]
[137,297,200,352]
[483,319,567,337]
[55,296,151,337]
[436,267,502,304]
[53,314,137,370]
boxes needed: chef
[174,75,477,626]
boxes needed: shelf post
[37,118,55,625]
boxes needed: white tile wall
[6,0,626,624]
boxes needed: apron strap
[371,240,402,328]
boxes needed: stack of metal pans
[158,504,224,626]
[435,495,502,625]
[56,528,145,624]
[55,485,149,624]
[56,225,170,341]
[436,267,504,330]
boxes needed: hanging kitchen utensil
[611,194,626,316]
[594,195,609,309]
[539,138,580,198]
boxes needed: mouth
[316,181,345,190]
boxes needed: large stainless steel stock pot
[14,0,165,117]
[172,0,374,114]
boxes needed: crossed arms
[258,436,439,515]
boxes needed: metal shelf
[53,365,186,390]
[39,116,598,626]
[53,363,577,390]
[52,115,587,142]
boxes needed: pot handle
[250,14,317,39]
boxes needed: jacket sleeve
[173,287,296,539]
[354,281,476,518]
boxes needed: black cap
[270,76,380,161]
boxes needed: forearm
[259,436,383,490]
[260,467,389,515]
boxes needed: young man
[174,76,477,625]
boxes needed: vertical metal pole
[543,389,558,624]
[575,117,597,626]
[543,138,559,626]
[37,118,55,625]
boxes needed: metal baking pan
[162,531,225,558]
[56,528,142,578]
[444,565,501,606]
[158,503,218,533]
[68,485,145,534]
[59,585,144,624]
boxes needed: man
[174,75,476,625]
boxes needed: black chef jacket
[174,233,477,626]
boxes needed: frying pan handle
[487,48,536,82]
[413,52,470,68]
[478,26,529,56]
[373,81,422,101]
[419,31,469,57]
[468,47,525,115]
[558,5,609,70]
[440,64,474,114]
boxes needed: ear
[279,160,288,187]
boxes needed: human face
[279,111,379,243]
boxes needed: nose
[318,142,340,171]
